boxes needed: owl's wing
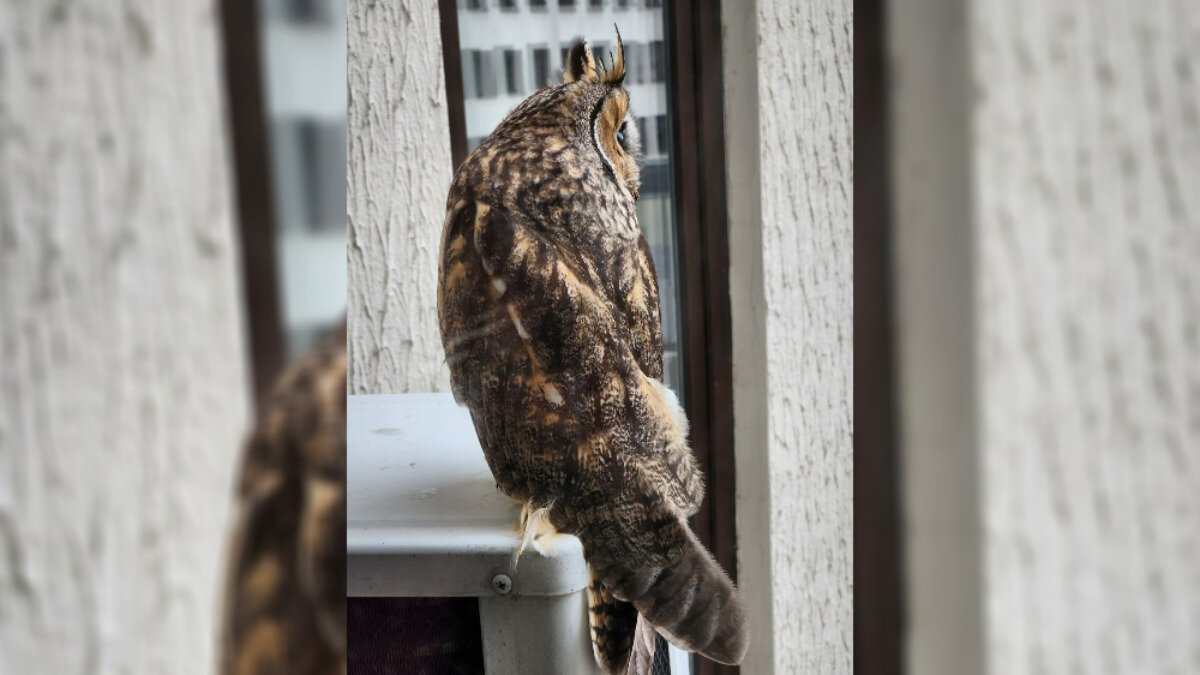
[471,200,703,514]
[471,201,630,366]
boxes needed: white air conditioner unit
[348,393,688,674]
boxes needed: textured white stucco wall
[0,1,249,672]
[725,0,854,672]
[893,0,1200,672]
[346,0,454,395]
[974,1,1200,671]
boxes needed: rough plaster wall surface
[0,1,248,672]
[973,0,1200,671]
[726,0,853,671]
[757,1,854,670]
[347,0,454,395]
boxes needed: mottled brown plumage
[437,33,747,672]
[219,327,347,675]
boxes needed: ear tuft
[563,39,598,84]
[600,25,626,86]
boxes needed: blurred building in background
[259,0,348,357]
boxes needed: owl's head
[463,29,643,212]
[556,30,642,200]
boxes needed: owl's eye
[616,122,627,144]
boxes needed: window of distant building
[285,119,346,235]
[502,49,523,94]
[531,46,551,89]
[624,41,642,83]
[281,0,331,23]
[558,0,576,8]
[462,50,497,98]
[649,40,664,83]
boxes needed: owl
[437,32,747,673]
[219,326,347,675]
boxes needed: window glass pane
[258,0,346,357]
[455,1,686,397]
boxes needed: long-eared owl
[437,32,748,672]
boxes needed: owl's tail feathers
[588,571,650,673]
[590,519,749,667]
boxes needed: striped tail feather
[587,515,748,667]
[588,570,649,673]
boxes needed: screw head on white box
[492,574,513,594]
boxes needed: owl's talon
[510,502,551,574]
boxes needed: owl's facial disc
[559,30,640,201]
[592,89,641,201]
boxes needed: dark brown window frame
[664,2,736,674]
[439,0,469,171]
[219,0,287,409]
[439,2,738,673]
[855,0,906,672]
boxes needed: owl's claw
[509,502,551,575]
